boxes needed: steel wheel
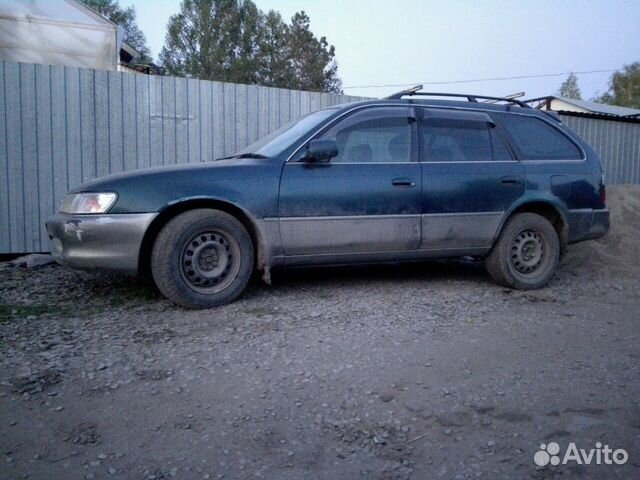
[151,209,254,308]
[179,229,241,294]
[486,212,560,290]
[510,229,547,276]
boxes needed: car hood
[67,158,282,214]
[70,158,272,193]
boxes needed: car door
[279,106,422,258]
[418,108,525,250]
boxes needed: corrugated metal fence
[0,60,365,253]
[1,60,639,254]
[560,113,640,185]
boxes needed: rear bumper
[567,208,610,243]
[45,213,157,274]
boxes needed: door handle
[392,178,416,188]
[500,176,522,185]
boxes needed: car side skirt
[277,246,491,267]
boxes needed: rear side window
[420,116,513,162]
[493,113,583,160]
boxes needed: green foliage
[594,62,640,109]
[557,73,582,100]
[160,0,342,93]
[79,0,152,64]
[0,304,71,323]
[286,11,342,93]
[160,0,262,82]
[255,10,291,88]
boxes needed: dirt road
[1,187,639,479]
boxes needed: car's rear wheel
[485,212,559,290]
[151,209,254,308]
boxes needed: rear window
[493,113,582,160]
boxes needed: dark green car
[46,90,609,308]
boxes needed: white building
[527,95,640,119]
[0,0,137,71]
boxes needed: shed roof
[527,95,640,118]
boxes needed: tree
[160,0,342,93]
[594,62,640,109]
[286,11,342,93]
[254,10,291,88]
[79,0,152,64]
[557,73,582,100]
[160,0,262,83]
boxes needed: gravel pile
[564,185,640,278]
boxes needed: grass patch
[0,304,75,323]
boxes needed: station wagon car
[46,88,610,308]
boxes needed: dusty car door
[278,106,422,258]
[418,108,525,250]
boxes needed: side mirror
[302,139,338,163]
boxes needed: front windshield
[233,108,339,158]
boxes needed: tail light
[600,174,606,204]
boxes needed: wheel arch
[495,199,568,254]
[139,198,268,280]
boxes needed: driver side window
[313,107,415,163]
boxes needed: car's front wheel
[151,209,254,308]
[485,212,560,290]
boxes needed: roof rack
[385,85,532,109]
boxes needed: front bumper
[45,213,157,274]
[567,208,610,243]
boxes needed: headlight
[60,193,117,214]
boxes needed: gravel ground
[1,187,639,480]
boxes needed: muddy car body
[46,90,609,308]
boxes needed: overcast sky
[120,0,640,100]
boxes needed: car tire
[151,209,254,309]
[485,212,560,290]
